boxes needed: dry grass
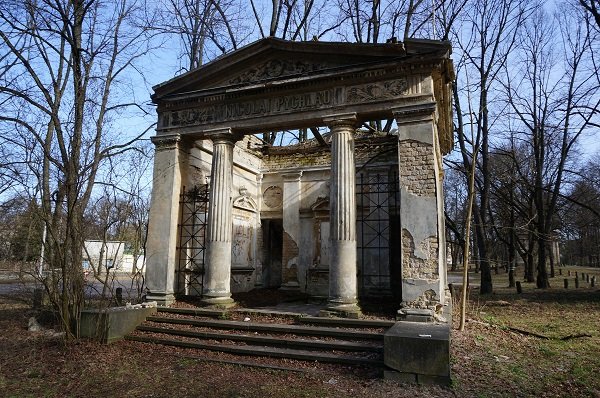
[0,265,598,397]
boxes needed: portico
[145,37,454,318]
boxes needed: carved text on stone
[163,79,408,129]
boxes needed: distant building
[83,240,145,274]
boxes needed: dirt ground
[0,267,599,398]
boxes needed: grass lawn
[0,265,598,397]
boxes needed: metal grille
[356,171,400,297]
[177,185,209,296]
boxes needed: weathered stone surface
[325,114,359,315]
[80,306,157,344]
[146,134,186,305]
[146,38,453,317]
[203,132,237,305]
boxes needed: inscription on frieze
[164,78,410,128]
[167,88,339,127]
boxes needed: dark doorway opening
[262,219,283,288]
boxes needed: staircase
[126,307,395,369]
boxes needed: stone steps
[126,334,382,366]
[128,307,389,369]
[136,324,382,352]
[145,315,385,340]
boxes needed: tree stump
[516,281,522,294]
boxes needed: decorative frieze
[346,79,408,103]
[230,59,327,85]
[161,78,416,129]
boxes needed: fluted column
[202,130,237,307]
[324,113,360,316]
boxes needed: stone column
[280,172,302,291]
[393,104,446,319]
[146,134,187,305]
[324,113,360,316]
[202,130,238,307]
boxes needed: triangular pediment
[153,38,448,101]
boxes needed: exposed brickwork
[399,140,436,197]
[403,289,444,316]
[262,134,397,171]
[401,229,438,280]
[265,151,332,169]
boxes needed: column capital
[392,103,437,125]
[323,112,358,129]
[151,133,182,151]
[205,127,242,145]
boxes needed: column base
[279,281,301,291]
[320,302,362,319]
[200,296,236,309]
[145,292,176,306]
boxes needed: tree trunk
[536,236,550,288]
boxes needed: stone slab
[384,321,450,378]
[147,316,384,340]
[126,335,383,366]
[80,306,157,344]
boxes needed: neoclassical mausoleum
[145,37,453,318]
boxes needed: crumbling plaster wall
[397,117,447,308]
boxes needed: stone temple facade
[145,38,454,318]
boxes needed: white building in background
[83,240,145,274]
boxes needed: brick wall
[398,140,436,197]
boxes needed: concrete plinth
[80,305,157,344]
[384,321,451,385]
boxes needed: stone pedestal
[324,114,360,316]
[280,172,302,290]
[384,321,451,385]
[202,130,237,307]
[146,134,187,305]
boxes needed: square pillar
[280,172,302,291]
[146,134,187,305]
[393,104,447,317]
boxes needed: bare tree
[451,0,528,294]
[0,0,156,339]
[579,0,600,30]
[502,3,600,288]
